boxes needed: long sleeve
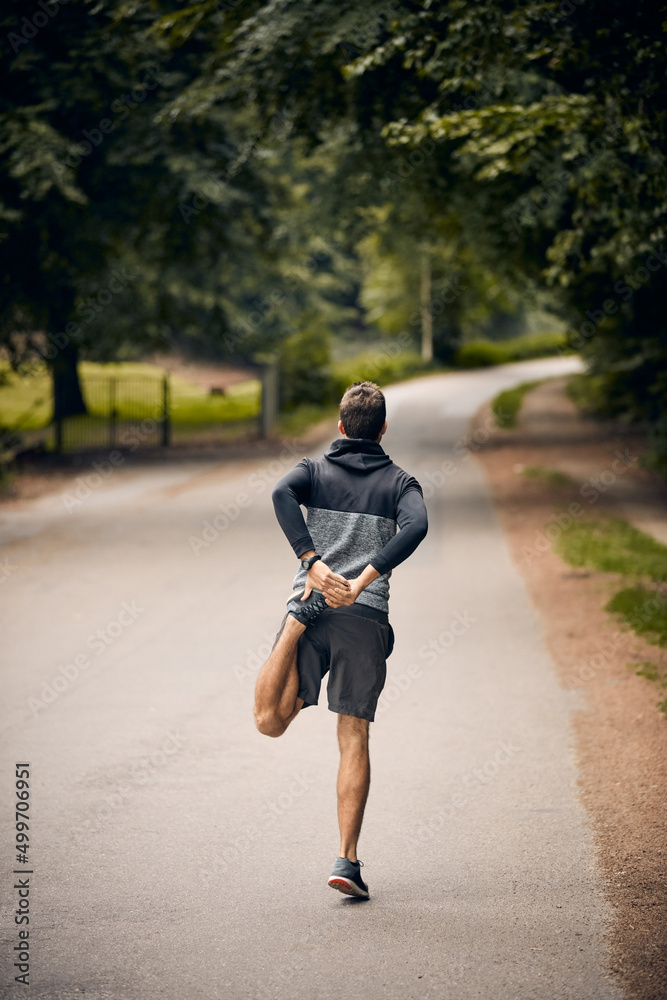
[271,460,315,559]
[369,485,428,576]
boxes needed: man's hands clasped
[302,559,359,607]
[302,557,378,609]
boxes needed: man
[254,380,428,898]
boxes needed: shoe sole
[327,876,369,899]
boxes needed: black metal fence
[55,365,278,453]
[1,364,279,458]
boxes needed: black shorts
[274,602,394,722]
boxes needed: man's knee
[254,710,287,738]
[338,713,369,730]
[337,713,370,745]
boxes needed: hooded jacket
[272,438,428,614]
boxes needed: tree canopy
[1,0,665,450]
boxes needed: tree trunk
[420,250,433,363]
[52,341,87,420]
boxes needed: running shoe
[286,589,328,627]
[327,857,369,899]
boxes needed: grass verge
[554,518,667,581]
[520,465,573,486]
[492,380,543,428]
[553,517,667,712]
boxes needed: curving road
[1,356,625,1000]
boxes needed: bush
[566,372,622,417]
[277,327,336,412]
[567,372,667,473]
[332,350,433,397]
[455,331,570,368]
[455,341,508,368]
[492,379,543,428]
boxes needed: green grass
[277,402,339,438]
[492,379,543,428]
[0,363,52,430]
[554,518,667,582]
[168,375,260,424]
[606,588,667,646]
[521,465,573,486]
[554,515,667,712]
[628,661,664,683]
[0,361,261,430]
[627,660,667,713]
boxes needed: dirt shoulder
[473,378,667,1000]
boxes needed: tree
[198,0,666,447]
[0,0,277,415]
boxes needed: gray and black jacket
[272,438,428,614]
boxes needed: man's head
[338,381,387,442]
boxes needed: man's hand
[303,559,350,601]
[322,563,381,608]
[323,576,362,607]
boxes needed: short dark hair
[339,381,386,440]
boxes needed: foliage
[215,0,667,447]
[457,332,568,369]
[554,518,667,582]
[568,371,667,472]
[520,465,573,487]
[554,514,667,710]
[3,0,667,448]
[0,0,351,417]
[606,588,667,647]
[332,350,433,397]
[276,326,335,411]
[566,373,618,417]
[491,380,542,429]
[274,345,436,428]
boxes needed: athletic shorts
[274,602,395,723]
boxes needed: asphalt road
[1,356,625,1000]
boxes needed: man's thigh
[324,612,393,723]
[272,611,329,710]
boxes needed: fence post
[161,375,171,446]
[54,418,63,453]
[260,360,279,438]
[109,377,117,448]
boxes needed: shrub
[566,372,621,416]
[332,350,433,397]
[567,373,667,473]
[492,380,542,428]
[455,331,570,368]
[454,340,507,368]
[277,328,336,411]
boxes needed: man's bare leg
[336,714,371,862]
[254,615,306,737]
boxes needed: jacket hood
[324,437,392,474]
